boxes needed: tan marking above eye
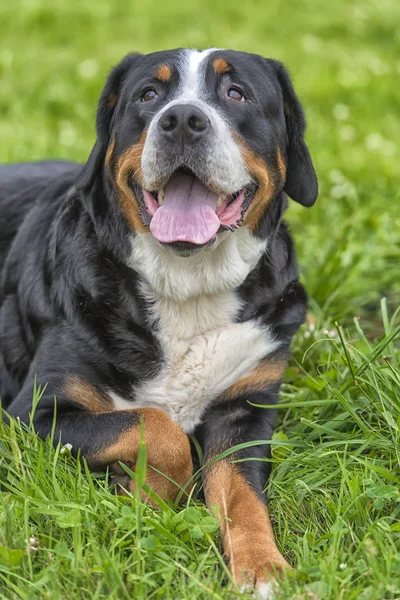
[213,57,232,74]
[155,63,172,82]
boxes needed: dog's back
[0,161,83,406]
[0,162,80,265]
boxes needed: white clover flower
[27,535,40,552]
[60,442,73,455]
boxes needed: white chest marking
[112,227,275,433]
[111,287,279,434]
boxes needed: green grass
[0,0,399,598]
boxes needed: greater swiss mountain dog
[0,49,317,598]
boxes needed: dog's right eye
[141,88,158,102]
[227,86,245,102]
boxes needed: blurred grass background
[0,0,399,320]
[0,1,400,599]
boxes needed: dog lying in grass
[0,48,317,597]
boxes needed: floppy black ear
[274,62,318,207]
[77,53,142,190]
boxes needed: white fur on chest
[111,287,278,434]
[111,228,277,433]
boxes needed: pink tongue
[150,172,220,245]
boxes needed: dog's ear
[273,61,318,207]
[77,53,142,190]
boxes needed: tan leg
[86,408,193,504]
[205,461,290,596]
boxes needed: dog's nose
[158,104,210,143]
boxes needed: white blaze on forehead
[177,48,220,100]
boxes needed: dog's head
[78,49,317,257]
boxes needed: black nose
[158,104,210,143]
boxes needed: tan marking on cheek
[222,360,286,400]
[114,131,149,232]
[64,377,112,413]
[91,408,193,503]
[155,64,172,82]
[276,147,287,180]
[235,137,274,231]
[204,461,290,587]
[235,136,288,231]
[213,57,232,74]
[105,139,116,177]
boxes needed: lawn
[0,0,400,598]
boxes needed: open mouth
[137,167,255,246]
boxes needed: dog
[0,48,317,597]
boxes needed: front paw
[231,554,291,599]
[109,463,192,506]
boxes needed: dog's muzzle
[139,100,254,250]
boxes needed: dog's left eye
[141,88,158,102]
[227,87,245,102]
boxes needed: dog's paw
[232,555,290,599]
[251,580,276,600]
[109,473,132,496]
[108,466,192,506]
[240,578,277,600]
[256,581,276,599]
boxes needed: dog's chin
[160,239,217,258]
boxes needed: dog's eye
[141,88,158,102]
[227,87,245,102]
